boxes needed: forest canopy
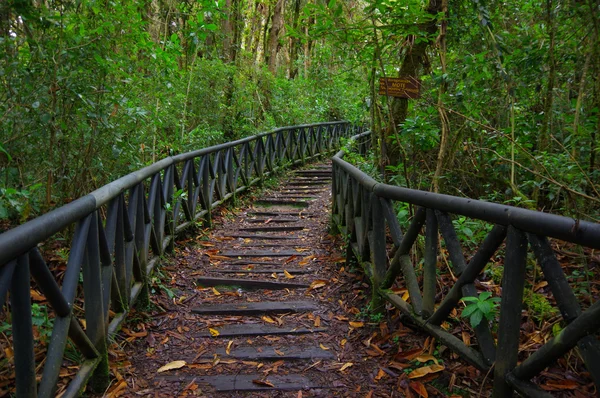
[1,0,599,222]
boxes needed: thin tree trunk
[267,0,285,74]
[288,0,301,78]
[432,0,450,193]
[533,0,557,205]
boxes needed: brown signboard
[379,77,421,99]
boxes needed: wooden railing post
[493,226,528,397]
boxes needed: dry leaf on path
[408,364,445,379]
[409,381,429,397]
[157,360,186,373]
[262,316,277,324]
[349,321,364,328]
[283,270,295,279]
[339,362,353,372]
[252,379,275,387]
[209,328,220,337]
[226,341,233,355]
[308,280,328,290]
[414,354,439,365]
[319,343,330,350]
[212,287,221,296]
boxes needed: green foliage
[523,289,558,322]
[461,291,500,328]
[451,216,493,249]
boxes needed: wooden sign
[379,77,421,99]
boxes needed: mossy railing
[0,121,359,397]
[331,131,600,397]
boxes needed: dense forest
[1,0,599,221]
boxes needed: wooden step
[197,324,327,337]
[219,250,303,257]
[255,199,310,207]
[191,301,318,315]
[246,211,316,217]
[239,225,305,232]
[207,268,311,275]
[245,218,299,223]
[225,234,299,240]
[156,374,322,392]
[195,277,309,290]
[207,345,335,360]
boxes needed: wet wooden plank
[206,268,311,275]
[225,234,299,240]
[191,300,318,315]
[245,218,300,223]
[156,374,323,392]
[207,345,335,360]
[255,199,310,207]
[246,211,316,217]
[239,226,305,232]
[219,250,303,257]
[195,276,309,290]
[197,324,327,337]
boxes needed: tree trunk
[267,0,285,74]
[288,0,302,78]
[385,0,440,167]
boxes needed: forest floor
[100,161,493,398]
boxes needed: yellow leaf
[319,344,330,351]
[226,341,233,355]
[340,339,347,347]
[414,355,439,365]
[308,280,328,290]
[262,316,277,324]
[212,287,221,296]
[274,349,285,356]
[339,362,354,372]
[283,270,295,279]
[271,273,278,279]
[157,360,186,373]
[314,316,321,327]
[209,328,220,337]
[408,364,445,379]
[349,321,364,328]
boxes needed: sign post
[379,77,421,99]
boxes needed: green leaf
[461,296,479,302]
[479,291,492,301]
[477,300,492,314]
[470,310,483,328]
[461,304,479,317]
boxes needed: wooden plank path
[119,163,371,396]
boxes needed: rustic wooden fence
[331,131,600,397]
[0,121,359,397]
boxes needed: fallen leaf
[349,321,364,328]
[157,360,186,373]
[271,273,278,279]
[408,364,445,379]
[541,380,579,391]
[340,339,347,347]
[308,279,328,290]
[226,341,233,355]
[339,362,354,372]
[375,368,386,381]
[274,349,285,356]
[283,270,295,279]
[262,316,277,324]
[252,379,275,387]
[198,242,215,247]
[409,381,429,397]
[414,354,439,365]
[320,344,330,350]
[314,316,321,327]
[209,328,220,337]
[212,287,221,296]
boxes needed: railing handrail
[332,129,600,398]
[0,122,346,267]
[333,138,600,249]
[0,120,357,397]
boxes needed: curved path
[115,163,407,397]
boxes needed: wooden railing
[0,121,359,397]
[331,131,600,397]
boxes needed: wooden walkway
[118,163,373,396]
